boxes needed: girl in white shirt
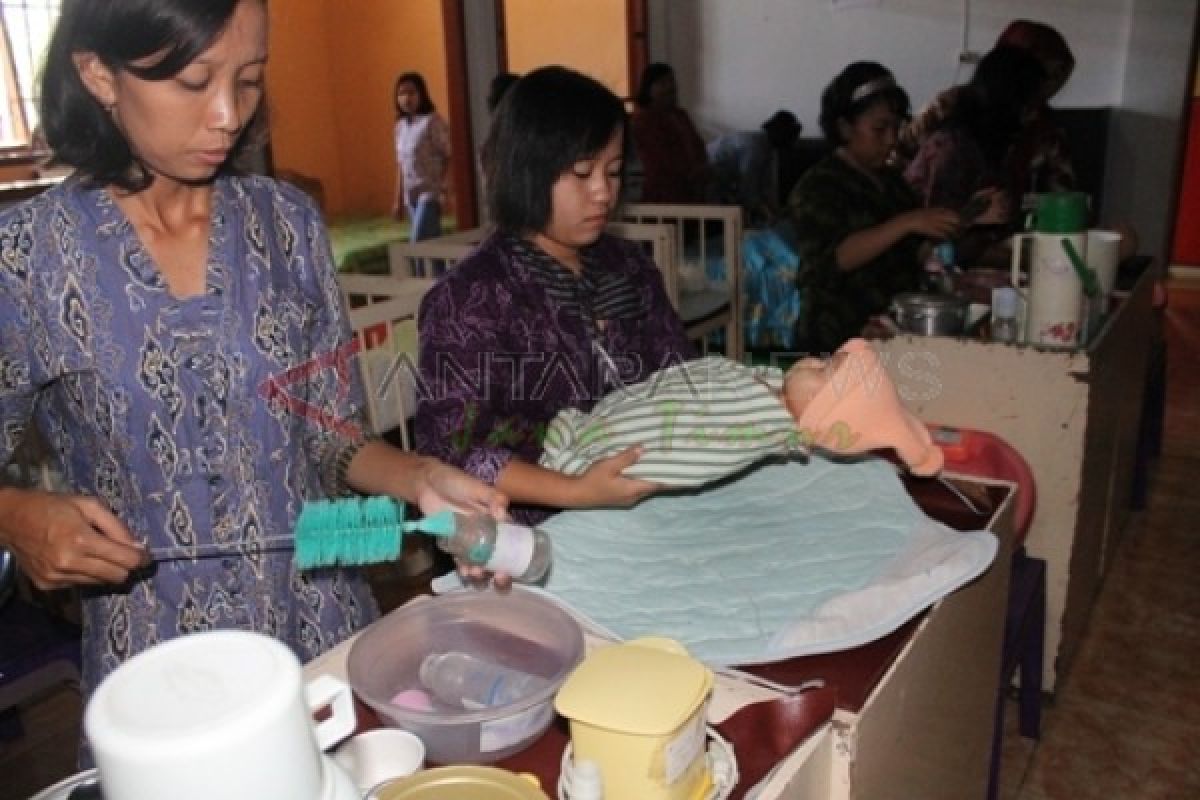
[393,71,451,241]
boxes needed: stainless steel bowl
[890,292,969,336]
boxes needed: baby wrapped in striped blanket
[539,338,942,487]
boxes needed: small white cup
[333,728,425,795]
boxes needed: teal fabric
[538,457,996,665]
[743,227,802,350]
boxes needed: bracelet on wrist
[323,434,374,497]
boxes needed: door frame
[446,0,649,226]
[441,0,479,230]
[1167,11,1200,267]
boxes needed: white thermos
[1010,192,1090,348]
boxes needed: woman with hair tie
[788,63,964,353]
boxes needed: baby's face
[783,358,829,418]
[782,352,850,419]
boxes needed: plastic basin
[347,587,584,764]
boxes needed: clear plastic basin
[347,587,584,764]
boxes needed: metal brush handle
[148,537,292,562]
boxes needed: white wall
[652,0,1134,136]
[649,0,1196,264]
[1103,0,1198,262]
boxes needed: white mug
[86,630,358,800]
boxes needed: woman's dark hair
[39,0,261,191]
[818,61,911,145]
[394,71,436,118]
[953,45,1046,166]
[634,62,674,108]
[482,66,626,233]
[996,18,1074,97]
[486,72,520,113]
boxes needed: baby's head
[782,352,849,420]
[781,339,944,476]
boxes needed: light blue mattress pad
[535,456,997,666]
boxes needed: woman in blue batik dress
[0,0,505,743]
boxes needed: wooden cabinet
[873,268,1156,690]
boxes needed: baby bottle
[436,513,552,583]
[418,651,550,710]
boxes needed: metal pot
[890,292,969,336]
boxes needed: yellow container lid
[555,638,713,736]
[372,766,548,799]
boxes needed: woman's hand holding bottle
[962,188,1010,227]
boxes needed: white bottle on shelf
[991,287,1021,344]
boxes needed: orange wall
[504,0,628,98]
[265,2,343,209]
[326,1,448,216]
[268,1,449,217]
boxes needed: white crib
[387,239,474,280]
[337,274,435,450]
[617,203,744,360]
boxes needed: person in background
[708,110,804,227]
[486,71,521,113]
[788,62,965,353]
[903,45,1043,264]
[630,62,710,203]
[895,18,1077,200]
[416,66,693,525]
[0,0,505,751]
[392,71,451,241]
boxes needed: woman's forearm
[494,459,581,509]
[834,216,910,272]
[345,439,434,503]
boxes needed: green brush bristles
[294,496,407,569]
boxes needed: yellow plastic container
[554,638,714,800]
[372,766,548,799]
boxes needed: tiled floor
[2,289,1197,800]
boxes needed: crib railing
[618,203,743,360]
[337,274,435,449]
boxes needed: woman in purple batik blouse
[416,66,694,524]
[0,0,505,745]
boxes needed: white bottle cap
[569,758,604,800]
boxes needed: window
[0,1,60,153]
